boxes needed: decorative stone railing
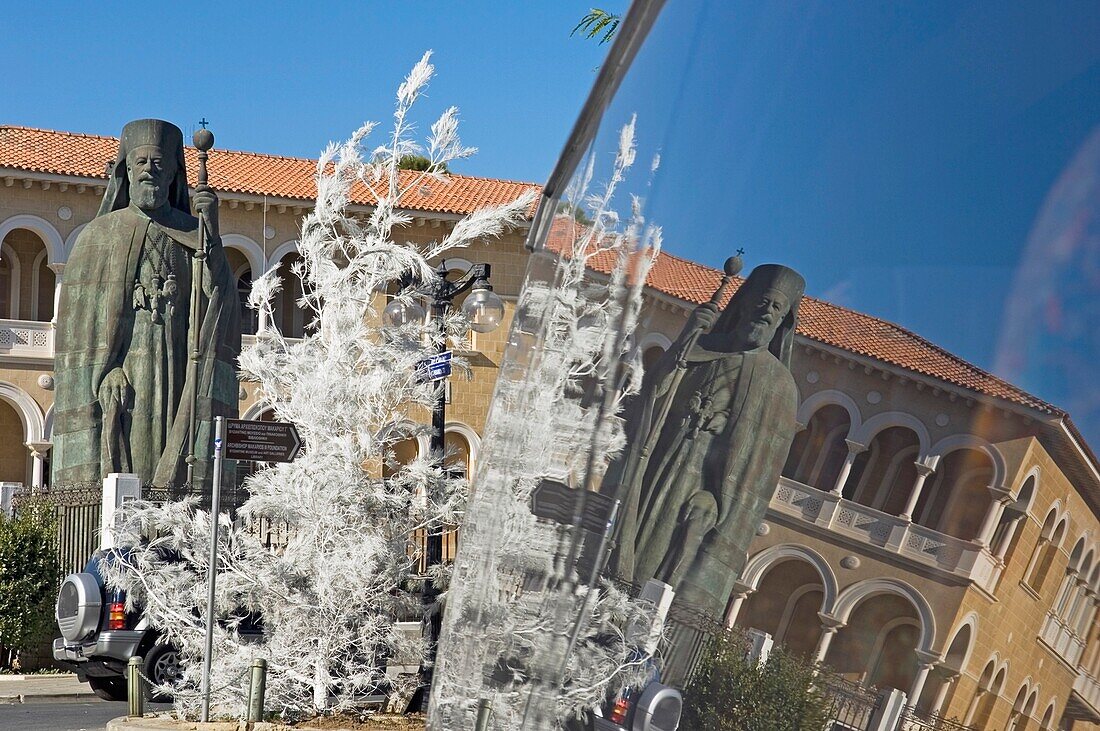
[1041,611,1087,667]
[770,478,999,592]
[1074,670,1100,715]
[0,319,53,360]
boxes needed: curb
[0,692,99,704]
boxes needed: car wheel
[144,643,182,700]
[88,676,128,702]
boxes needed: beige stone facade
[4,133,1100,730]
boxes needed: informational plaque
[224,419,301,463]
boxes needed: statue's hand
[688,303,720,333]
[97,368,131,412]
[192,189,219,241]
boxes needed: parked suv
[53,549,181,701]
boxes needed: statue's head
[716,264,805,364]
[98,119,190,218]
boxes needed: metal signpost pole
[200,416,226,722]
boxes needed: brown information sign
[224,419,301,463]
[531,478,618,533]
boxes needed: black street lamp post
[386,260,503,712]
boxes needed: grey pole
[127,655,145,718]
[200,416,226,722]
[247,658,268,722]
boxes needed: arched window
[845,426,920,512]
[972,659,1007,729]
[236,267,258,335]
[1005,684,1031,731]
[914,447,994,540]
[783,404,851,490]
[736,558,825,660]
[965,660,1004,728]
[273,252,313,338]
[0,246,13,319]
[1039,701,1056,731]
[1024,510,1066,594]
[1055,538,1088,616]
[993,475,1036,566]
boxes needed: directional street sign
[224,419,301,463]
[530,478,618,533]
[415,350,453,383]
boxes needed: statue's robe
[52,203,240,489]
[608,340,798,620]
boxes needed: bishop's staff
[185,127,215,488]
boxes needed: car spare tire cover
[56,573,103,642]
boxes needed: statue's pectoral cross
[134,275,179,324]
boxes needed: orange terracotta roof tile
[0,125,541,217]
[544,215,1061,416]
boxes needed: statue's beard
[130,180,166,210]
[738,320,777,349]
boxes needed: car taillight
[609,695,631,724]
[108,602,126,630]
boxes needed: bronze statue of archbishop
[607,262,804,621]
[52,119,240,490]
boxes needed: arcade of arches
[782,404,997,542]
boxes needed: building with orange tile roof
[3,125,1100,728]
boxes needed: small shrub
[681,631,831,731]
[0,500,61,669]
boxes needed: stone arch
[942,612,977,673]
[63,223,86,257]
[833,578,936,652]
[1070,537,1088,572]
[0,214,65,265]
[240,401,269,421]
[638,332,673,352]
[0,381,45,443]
[739,543,839,612]
[265,239,299,273]
[29,247,54,321]
[0,241,22,317]
[852,411,931,458]
[221,233,266,276]
[795,389,863,433]
[967,656,1009,727]
[928,434,1006,490]
[865,616,921,687]
[43,404,53,441]
[1040,699,1057,730]
[444,420,481,477]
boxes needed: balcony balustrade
[1041,611,1087,667]
[769,477,999,592]
[0,318,53,361]
[1074,671,1100,716]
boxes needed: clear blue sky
[5,2,1099,446]
[1,2,625,183]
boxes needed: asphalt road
[0,698,172,730]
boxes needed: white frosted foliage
[431,115,666,729]
[102,51,535,721]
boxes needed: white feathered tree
[102,51,535,720]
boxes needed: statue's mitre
[741,264,805,304]
[119,119,184,154]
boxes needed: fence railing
[13,483,102,574]
[896,706,976,731]
[817,672,882,731]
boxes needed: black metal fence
[13,483,102,574]
[818,672,882,731]
[895,706,977,731]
